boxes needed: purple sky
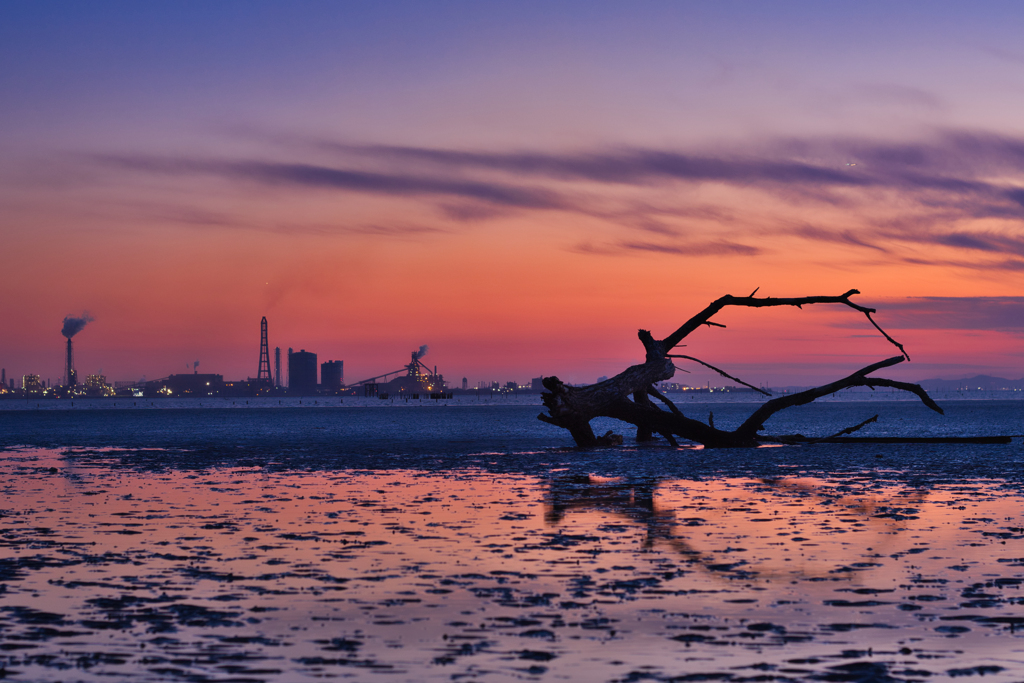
[3,2,1024,386]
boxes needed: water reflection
[545,473,938,582]
[3,448,1024,682]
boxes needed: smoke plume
[61,312,94,339]
[413,344,429,360]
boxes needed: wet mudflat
[5,445,1024,682]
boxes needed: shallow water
[2,401,1024,681]
[1,398,1021,457]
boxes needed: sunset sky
[3,1,1024,386]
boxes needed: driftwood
[539,289,957,448]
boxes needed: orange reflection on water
[6,449,1024,681]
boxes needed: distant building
[531,377,544,391]
[462,377,468,390]
[321,360,344,392]
[113,380,142,396]
[22,374,42,394]
[84,374,113,397]
[289,349,318,395]
[153,373,225,397]
[220,379,262,397]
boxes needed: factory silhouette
[3,315,549,399]
[114,316,451,398]
[1,314,832,401]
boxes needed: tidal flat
[1,401,1024,681]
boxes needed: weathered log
[538,289,946,448]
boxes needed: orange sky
[3,3,1024,386]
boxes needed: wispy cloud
[105,129,1024,208]
[336,130,1024,195]
[869,297,1024,330]
[783,225,1024,259]
[326,133,1024,244]
[84,129,1024,267]
[854,83,945,111]
[619,240,760,256]
[573,239,760,257]
[897,256,1024,271]
[788,224,890,252]
[335,143,870,188]
[117,201,449,238]
[94,154,565,210]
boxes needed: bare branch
[817,414,878,441]
[865,311,909,360]
[668,355,771,396]
[659,289,909,361]
[647,385,684,417]
[858,377,942,414]
[736,356,941,439]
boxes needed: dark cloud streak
[340,144,869,187]
[88,130,1024,267]
[328,133,1024,232]
[867,297,1024,331]
[94,154,564,210]
[339,132,1024,196]
[573,239,760,257]
[95,132,1024,220]
[789,225,889,252]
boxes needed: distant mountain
[916,375,1024,391]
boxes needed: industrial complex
[0,315,531,400]
[0,315,768,401]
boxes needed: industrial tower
[257,316,272,385]
[65,338,76,387]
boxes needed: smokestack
[412,344,429,361]
[61,312,92,388]
[275,347,281,387]
[65,337,76,386]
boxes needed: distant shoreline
[1,389,1023,412]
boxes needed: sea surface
[1,396,1024,682]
